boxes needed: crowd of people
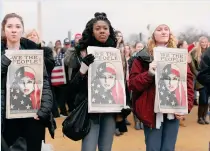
[1,12,210,151]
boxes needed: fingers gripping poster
[154,47,188,114]
[87,46,126,113]
[6,50,43,119]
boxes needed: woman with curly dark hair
[66,12,130,151]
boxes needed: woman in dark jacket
[1,13,55,151]
[67,12,130,151]
[197,47,210,124]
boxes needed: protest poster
[6,50,43,119]
[87,46,126,113]
[154,47,188,114]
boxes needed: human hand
[175,113,185,120]
[148,61,157,76]
[80,54,95,74]
[34,114,40,120]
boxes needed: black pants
[3,118,45,151]
[51,86,60,118]
[54,85,69,115]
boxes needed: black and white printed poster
[154,47,188,114]
[87,46,126,113]
[6,50,43,119]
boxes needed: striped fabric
[51,59,66,86]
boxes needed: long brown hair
[147,33,177,55]
[1,13,24,41]
[195,36,208,63]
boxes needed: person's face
[64,44,71,49]
[154,25,170,45]
[181,41,188,49]
[75,35,82,44]
[4,17,23,43]
[164,74,179,92]
[55,41,62,48]
[99,72,116,90]
[93,20,110,43]
[18,77,35,95]
[124,46,131,57]
[27,31,39,44]
[135,43,144,51]
[200,38,208,49]
[116,32,123,43]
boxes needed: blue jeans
[199,87,209,105]
[143,117,179,151]
[81,114,115,151]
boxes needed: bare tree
[178,27,210,44]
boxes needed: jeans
[199,87,209,105]
[143,117,179,151]
[81,114,116,151]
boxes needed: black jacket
[1,38,56,138]
[197,47,210,94]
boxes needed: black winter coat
[1,38,56,138]
[197,47,210,94]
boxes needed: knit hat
[148,23,171,38]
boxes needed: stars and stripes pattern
[9,66,41,112]
[10,87,34,111]
[51,58,67,86]
[91,62,124,105]
[158,64,184,107]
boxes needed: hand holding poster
[154,47,188,114]
[6,50,43,119]
[87,46,126,113]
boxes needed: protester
[189,36,209,124]
[1,13,55,151]
[63,38,71,49]
[114,30,131,136]
[129,23,194,151]
[25,29,60,118]
[68,12,130,151]
[197,47,210,124]
[177,40,190,127]
[132,41,144,56]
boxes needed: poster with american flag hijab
[6,50,43,119]
[154,47,188,114]
[87,46,126,113]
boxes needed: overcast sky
[2,0,210,44]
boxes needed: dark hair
[1,13,24,41]
[177,40,185,48]
[75,12,117,54]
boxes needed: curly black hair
[75,12,117,55]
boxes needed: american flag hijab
[10,66,41,110]
[158,64,186,107]
[91,62,124,104]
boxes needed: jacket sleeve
[37,64,53,120]
[187,65,194,113]
[43,47,55,74]
[197,49,210,89]
[1,55,11,128]
[70,70,87,93]
[129,59,154,92]
[1,55,11,75]
[189,51,198,77]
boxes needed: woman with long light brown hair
[129,23,194,150]
[190,36,209,125]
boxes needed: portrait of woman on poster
[91,62,124,105]
[158,64,186,107]
[10,66,41,111]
